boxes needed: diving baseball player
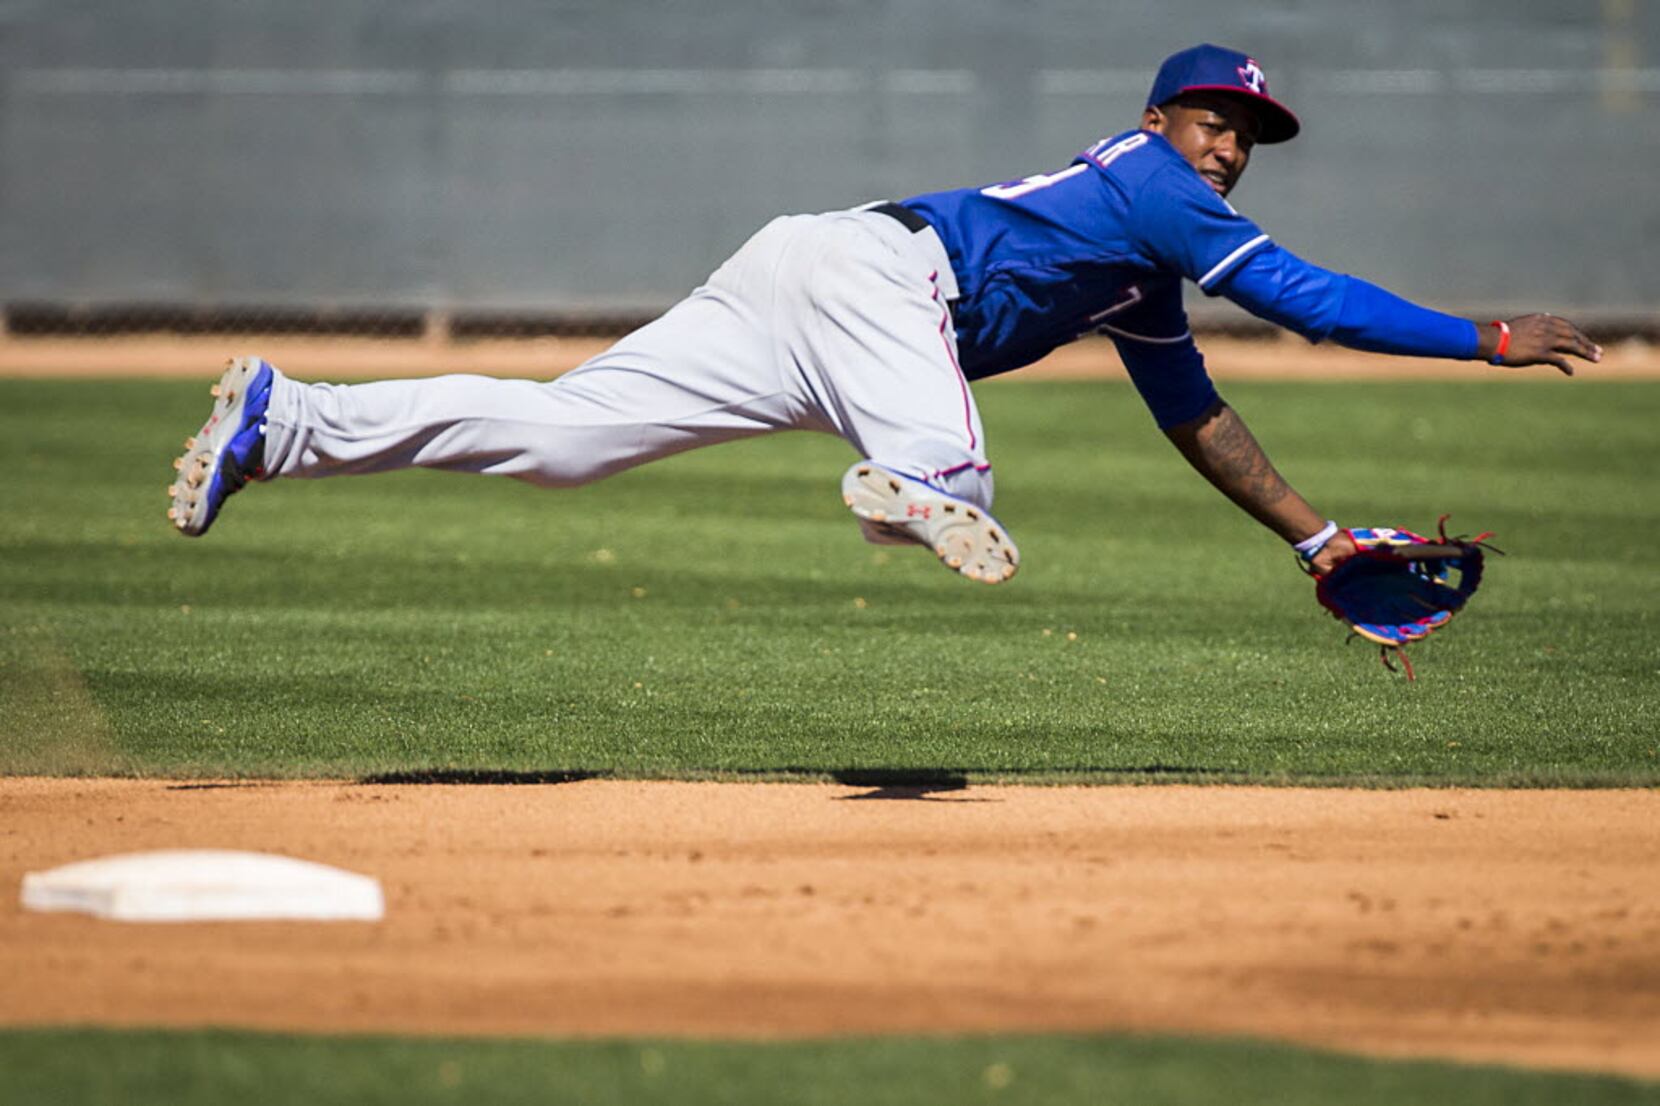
[168,44,1601,582]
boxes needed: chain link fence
[0,304,659,341]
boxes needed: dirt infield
[3,779,1656,1078]
[4,333,1659,380]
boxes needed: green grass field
[7,1027,1658,1106]
[4,374,1658,1105]
[3,376,1655,783]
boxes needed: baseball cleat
[841,460,1019,584]
[167,356,275,537]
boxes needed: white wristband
[1292,520,1340,558]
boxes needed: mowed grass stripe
[1,378,1655,782]
[3,1028,1656,1106]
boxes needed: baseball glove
[1310,517,1498,679]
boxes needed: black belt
[868,202,958,321]
[869,201,932,235]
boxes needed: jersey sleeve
[1105,281,1219,429]
[1128,162,1273,293]
[1213,243,1480,359]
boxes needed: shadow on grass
[814,766,1233,797]
[353,765,1232,790]
[358,768,610,785]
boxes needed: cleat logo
[906,504,932,519]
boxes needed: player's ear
[1141,105,1167,134]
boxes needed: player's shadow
[352,766,1226,791]
[829,769,990,802]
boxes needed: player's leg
[168,221,810,536]
[782,210,1018,583]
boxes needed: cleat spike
[946,556,963,569]
[167,484,178,496]
[842,494,854,507]
[172,457,183,471]
[870,510,887,522]
[167,507,178,520]
[210,384,222,397]
[185,437,196,450]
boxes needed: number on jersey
[981,132,1150,200]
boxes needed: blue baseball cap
[1147,44,1300,144]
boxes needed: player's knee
[510,446,626,489]
[516,462,607,489]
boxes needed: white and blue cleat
[167,356,274,537]
[841,460,1019,584]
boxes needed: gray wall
[2,1,1657,317]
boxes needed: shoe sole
[167,356,267,537]
[841,461,1019,585]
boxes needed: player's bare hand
[1488,314,1602,376]
[1308,530,1357,577]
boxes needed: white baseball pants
[262,208,995,509]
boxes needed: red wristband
[1489,320,1511,365]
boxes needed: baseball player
[169,44,1601,583]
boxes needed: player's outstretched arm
[1162,397,1356,573]
[1213,246,1603,375]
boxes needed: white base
[21,849,384,922]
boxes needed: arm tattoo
[1201,406,1292,509]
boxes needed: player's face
[1141,95,1260,197]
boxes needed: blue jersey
[903,129,1477,428]
[906,130,1263,378]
